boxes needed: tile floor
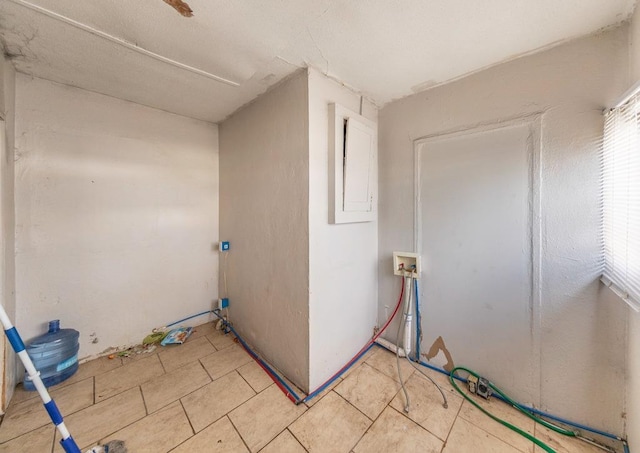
[0,322,619,453]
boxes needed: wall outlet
[219,298,229,309]
[219,241,230,251]
[393,252,421,277]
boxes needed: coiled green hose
[449,367,577,453]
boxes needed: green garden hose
[449,367,577,453]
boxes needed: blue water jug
[23,320,80,391]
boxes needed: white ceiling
[0,0,636,123]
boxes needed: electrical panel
[329,103,378,224]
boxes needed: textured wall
[219,71,310,390]
[378,26,629,434]
[307,68,378,390]
[14,75,219,361]
[0,51,16,410]
[626,7,640,448]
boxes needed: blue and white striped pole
[0,306,81,453]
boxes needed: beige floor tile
[336,344,377,380]
[200,344,252,381]
[533,425,608,453]
[389,371,462,441]
[101,401,193,453]
[119,349,159,364]
[365,347,414,383]
[53,387,146,452]
[354,406,442,453]
[141,360,211,413]
[207,331,237,350]
[9,383,43,405]
[95,354,164,402]
[64,356,123,387]
[0,424,54,453]
[229,385,307,452]
[304,377,342,408]
[443,417,524,453]
[171,416,248,453]
[158,336,216,372]
[335,363,400,420]
[259,429,306,453]
[0,378,94,442]
[182,370,255,432]
[289,391,370,453]
[237,361,273,393]
[458,396,535,452]
[11,356,124,404]
[414,361,463,396]
[189,321,218,340]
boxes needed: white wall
[14,75,219,361]
[626,7,640,449]
[379,26,628,435]
[219,71,310,390]
[307,68,378,389]
[0,51,16,410]
[416,122,537,398]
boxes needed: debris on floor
[108,343,157,359]
[85,439,127,453]
[142,329,168,345]
[106,324,202,361]
[160,327,193,345]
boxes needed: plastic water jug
[23,320,80,391]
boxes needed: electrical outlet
[477,377,492,400]
[218,298,229,310]
[219,241,230,252]
[468,375,478,394]
[393,252,421,277]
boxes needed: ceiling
[0,0,636,123]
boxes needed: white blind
[602,92,640,311]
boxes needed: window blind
[602,92,640,311]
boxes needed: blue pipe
[166,310,213,327]
[229,323,303,402]
[414,279,421,362]
[211,308,374,405]
[210,309,303,402]
[303,343,374,403]
[171,309,630,449]
[412,357,623,442]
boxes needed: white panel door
[343,117,374,212]
[417,121,538,400]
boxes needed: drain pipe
[402,274,413,358]
[375,337,406,356]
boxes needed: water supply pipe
[414,278,421,362]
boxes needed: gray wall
[219,71,310,390]
[378,26,629,434]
